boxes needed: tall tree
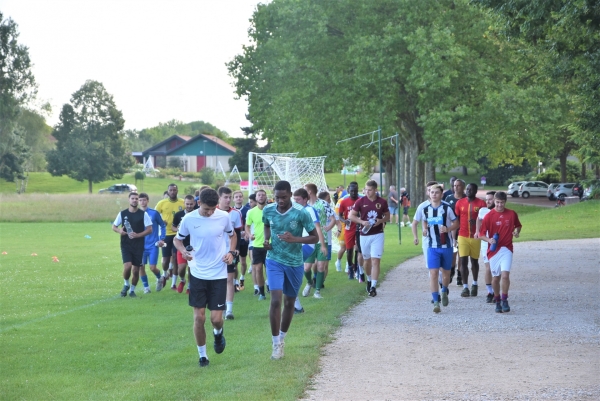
[17,106,53,171]
[0,13,36,182]
[46,80,131,193]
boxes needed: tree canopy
[46,80,131,193]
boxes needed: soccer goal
[248,152,328,195]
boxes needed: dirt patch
[303,238,600,400]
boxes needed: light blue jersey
[144,208,166,250]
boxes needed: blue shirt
[144,208,167,249]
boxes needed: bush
[200,167,215,185]
[183,184,202,196]
[182,172,201,179]
[549,160,581,182]
[167,157,184,169]
[535,170,560,184]
[483,161,532,186]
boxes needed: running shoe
[199,357,209,367]
[156,277,164,292]
[213,331,226,354]
[441,291,449,307]
[457,274,463,286]
[171,285,177,291]
[359,273,365,283]
[143,287,151,294]
[433,301,441,313]
[302,284,312,297]
[234,284,240,293]
[120,285,130,297]
[486,293,494,303]
[368,286,377,297]
[129,291,137,298]
[470,284,478,297]
[258,295,266,301]
[225,312,234,320]
[461,287,470,297]
[501,300,510,313]
[239,280,245,290]
[495,301,502,313]
[271,343,284,360]
[366,281,372,294]
[254,289,259,296]
[335,259,341,272]
[313,290,323,299]
[294,307,305,314]
[177,281,185,293]
[406,222,411,227]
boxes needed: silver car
[507,181,526,197]
[518,181,549,198]
[546,183,561,200]
[553,183,576,200]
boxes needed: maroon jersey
[480,208,522,259]
[352,196,389,236]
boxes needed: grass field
[1,196,597,400]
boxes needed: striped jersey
[415,202,456,248]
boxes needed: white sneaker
[302,284,312,297]
[406,222,411,227]
[248,266,252,273]
[335,259,341,272]
[271,342,285,360]
[400,222,405,227]
[344,264,349,273]
[156,276,165,292]
[143,287,151,294]
[313,290,323,299]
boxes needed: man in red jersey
[349,180,390,297]
[479,191,522,313]
[338,182,361,279]
[455,183,487,297]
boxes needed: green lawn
[1,200,597,400]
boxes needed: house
[139,134,236,172]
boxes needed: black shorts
[238,238,249,257]
[252,247,267,265]
[189,275,227,310]
[227,263,237,274]
[121,244,143,266]
[161,235,176,258]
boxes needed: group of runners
[113,176,520,367]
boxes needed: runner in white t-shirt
[475,191,496,304]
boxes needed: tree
[17,106,53,171]
[46,80,132,193]
[0,13,37,182]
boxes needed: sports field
[0,198,598,400]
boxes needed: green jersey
[262,202,315,267]
[246,205,265,248]
[309,199,329,244]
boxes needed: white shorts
[489,247,513,276]
[480,241,489,263]
[360,233,384,260]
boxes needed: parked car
[507,181,526,198]
[98,184,138,194]
[518,181,549,198]
[581,185,597,201]
[553,183,576,200]
[572,183,584,198]
[546,183,561,200]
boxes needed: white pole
[248,152,255,195]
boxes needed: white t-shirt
[176,209,234,280]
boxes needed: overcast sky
[2,0,263,137]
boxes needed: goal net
[248,152,328,195]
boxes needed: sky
[2,0,264,137]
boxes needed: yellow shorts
[337,222,346,241]
[458,236,482,259]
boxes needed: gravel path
[303,238,600,400]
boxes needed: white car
[507,181,526,197]
[518,181,549,198]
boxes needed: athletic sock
[432,292,439,302]
[141,275,149,288]
[272,335,281,345]
[463,284,469,289]
[358,265,364,275]
[171,275,177,286]
[226,302,233,314]
[501,293,508,301]
[235,279,239,285]
[316,272,324,290]
[304,271,312,284]
[367,275,372,282]
[371,279,378,288]
[197,345,207,358]
[486,284,493,294]
[279,331,287,342]
[240,274,245,281]
[472,280,478,286]
[123,279,130,286]
[259,286,265,296]
[254,284,259,291]
[294,298,302,310]
[213,327,222,335]
[442,286,448,293]
[153,271,161,279]
[130,285,136,292]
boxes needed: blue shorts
[265,259,304,298]
[427,247,453,270]
[142,246,159,265]
[389,206,398,215]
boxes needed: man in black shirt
[112,192,153,297]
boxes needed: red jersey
[455,197,487,238]
[338,196,358,232]
[480,208,522,259]
[352,196,389,236]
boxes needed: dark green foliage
[167,157,184,169]
[200,167,214,185]
[483,161,533,186]
[535,170,560,184]
[46,80,132,193]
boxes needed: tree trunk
[425,161,435,183]
[399,145,405,190]
[88,179,93,194]
[559,153,568,183]
[462,166,468,176]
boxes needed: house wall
[166,155,232,172]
